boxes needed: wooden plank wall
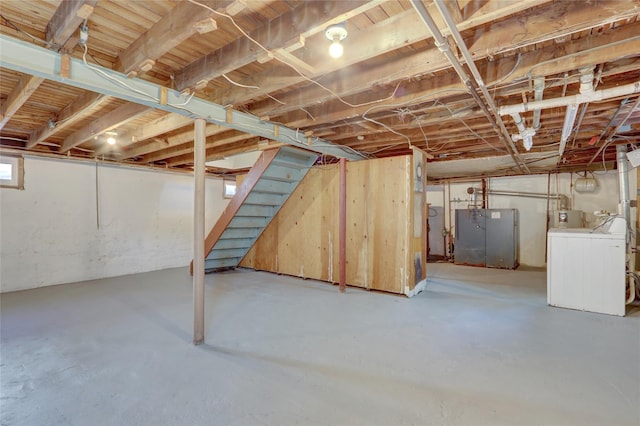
[240,155,427,295]
[410,147,427,289]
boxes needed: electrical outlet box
[626,149,640,168]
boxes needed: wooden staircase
[201,146,318,272]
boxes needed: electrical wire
[186,0,403,110]
[221,73,298,116]
[300,108,316,121]
[359,88,470,154]
[222,72,306,113]
[82,43,160,103]
[11,3,369,161]
[398,108,448,152]
[433,99,507,154]
[590,215,616,233]
[81,42,197,113]
[0,14,57,49]
[221,73,259,89]
[488,52,522,89]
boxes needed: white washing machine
[547,220,626,316]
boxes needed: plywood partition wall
[240,154,427,296]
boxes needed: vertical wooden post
[193,118,206,345]
[339,158,347,293]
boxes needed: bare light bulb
[107,136,116,145]
[329,39,343,58]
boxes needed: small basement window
[223,179,236,199]
[0,156,24,189]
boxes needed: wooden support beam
[157,131,253,165]
[193,118,206,345]
[46,0,98,47]
[0,34,363,161]
[59,102,150,153]
[339,158,347,293]
[95,113,192,156]
[213,0,548,107]
[166,137,262,167]
[174,0,378,90]
[117,123,225,159]
[0,74,45,131]
[117,1,233,75]
[270,49,316,76]
[273,23,640,131]
[28,92,106,148]
[468,0,640,56]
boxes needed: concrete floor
[1,263,639,426]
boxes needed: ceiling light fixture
[325,23,347,59]
[105,131,118,145]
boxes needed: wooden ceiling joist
[0,35,362,160]
[1,1,639,177]
[141,128,249,164]
[117,0,234,76]
[174,0,378,91]
[95,113,193,156]
[46,0,98,48]
[59,102,150,153]
[119,123,226,160]
[0,74,44,131]
[28,91,107,148]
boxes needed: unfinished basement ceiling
[0,0,639,180]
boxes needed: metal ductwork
[617,144,631,227]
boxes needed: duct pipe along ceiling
[617,144,631,227]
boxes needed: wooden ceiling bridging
[0,0,639,180]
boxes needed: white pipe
[511,113,526,133]
[617,144,631,227]
[627,272,637,304]
[510,113,535,151]
[499,81,640,116]
[533,77,544,129]
[617,145,635,305]
[579,66,595,95]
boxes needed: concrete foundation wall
[0,156,228,292]
[427,170,636,267]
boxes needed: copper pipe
[339,158,347,293]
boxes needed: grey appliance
[428,206,445,258]
[454,208,519,269]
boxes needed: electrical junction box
[553,210,584,228]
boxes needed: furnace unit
[454,208,519,269]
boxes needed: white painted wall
[0,156,229,292]
[427,170,636,267]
